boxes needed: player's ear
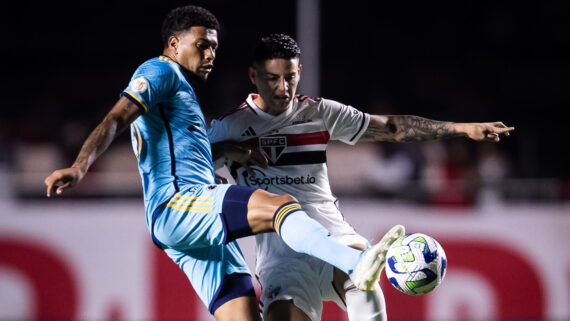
[298,64,302,76]
[248,66,257,84]
[168,36,179,52]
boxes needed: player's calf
[245,190,298,234]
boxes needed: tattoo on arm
[362,115,457,142]
[72,98,141,171]
[72,118,118,171]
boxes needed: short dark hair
[161,5,220,48]
[253,33,301,66]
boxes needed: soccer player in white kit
[208,34,514,321]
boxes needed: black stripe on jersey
[349,111,366,142]
[271,151,326,166]
[158,104,179,192]
[228,151,326,177]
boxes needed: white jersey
[208,93,370,274]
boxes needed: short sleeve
[121,61,178,113]
[207,117,233,169]
[320,99,370,145]
[207,117,232,144]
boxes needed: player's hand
[224,143,268,176]
[249,147,269,171]
[214,173,229,184]
[44,167,85,197]
[462,122,515,142]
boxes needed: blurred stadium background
[1,1,569,320]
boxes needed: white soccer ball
[385,233,447,295]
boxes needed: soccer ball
[385,233,447,295]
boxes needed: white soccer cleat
[351,224,406,291]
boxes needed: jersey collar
[246,93,295,121]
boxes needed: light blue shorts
[151,184,257,313]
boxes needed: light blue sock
[273,201,362,275]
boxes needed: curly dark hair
[253,33,301,66]
[161,5,220,48]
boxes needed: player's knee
[247,190,301,233]
[274,193,297,209]
[252,190,298,213]
[270,194,300,220]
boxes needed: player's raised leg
[220,186,405,291]
[221,187,361,274]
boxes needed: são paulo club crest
[259,136,287,164]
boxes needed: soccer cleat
[350,224,406,291]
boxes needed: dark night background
[2,0,569,180]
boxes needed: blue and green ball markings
[385,233,446,295]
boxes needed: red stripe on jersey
[296,94,321,103]
[285,131,330,146]
[242,131,330,147]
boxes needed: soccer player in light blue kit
[44,5,404,321]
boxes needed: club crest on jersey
[132,77,148,93]
[259,136,287,164]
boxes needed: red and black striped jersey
[208,93,370,204]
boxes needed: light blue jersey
[122,55,215,226]
[121,56,255,311]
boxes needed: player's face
[250,58,302,113]
[173,26,218,80]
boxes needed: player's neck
[162,48,177,64]
[253,96,289,116]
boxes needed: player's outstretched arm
[359,115,514,143]
[44,97,142,197]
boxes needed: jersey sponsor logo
[241,168,316,190]
[259,136,287,163]
[131,77,148,93]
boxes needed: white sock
[275,202,362,275]
[345,280,387,321]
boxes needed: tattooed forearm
[362,115,458,142]
[394,115,457,142]
[72,118,118,171]
[70,97,141,172]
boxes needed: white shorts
[255,202,369,321]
